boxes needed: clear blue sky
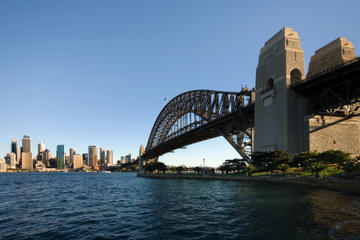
[0,0,359,167]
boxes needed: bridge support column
[139,157,144,174]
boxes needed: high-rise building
[125,154,131,164]
[88,146,97,168]
[11,138,20,164]
[7,152,16,169]
[70,148,75,166]
[56,145,65,169]
[38,141,45,155]
[22,135,31,153]
[0,158,6,172]
[106,150,113,165]
[120,156,125,164]
[65,154,70,166]
[21,152,33,170]
[100,148,106,166]
[42,149,52,163]
[73,154,83,169]
[82,153,88,166]
[139,145,145,157]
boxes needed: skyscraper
[139,144,145,157]
[7,152,16,169]
[88,146,97,168]
[82,153,88,166]
[56,145,65,169]
[22,135,31,153]
[38,141,45,155]
[21,152,33,170]
[106,150,113,165]
[11,138,20,164]
[42,149,52,163]
[73,154,83,169]
[125,154,131,164]
[100,148,105,166]
[70,148,75,166]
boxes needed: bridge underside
[143,105,254,160]
[292,58,360,115]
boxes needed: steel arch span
[142,89,255,164]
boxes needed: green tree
[176,166,184,174]
[193,167,202,175]
[277,163,290,176]
[245,164,257,176]
[217,165,226,175]
[308,161,326,178]
[293,151,319,170]
[318,150,351,165]
[154,162,167,174]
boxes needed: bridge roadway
[141,57,360,162]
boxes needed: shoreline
[138,173,360,195]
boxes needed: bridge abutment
[254,27,307,154]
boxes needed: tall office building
[11,138,20,164]
[37,141,45,161]
[22,135,31,153]
[139,145,145,157]
[56,145,65,169]
[73,154,83,169]
[38,141,45,155]
[88,146,97,168]
[82,153,88,166]
[21,152,33,170]
[120,156,125,164]
[125,154,131,164]
[100,148,106,166]
[7,152,16,169]
[70,148,75,166]
[42,149,52,163]
[106,150,113,165]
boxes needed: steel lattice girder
[144,89,254,160]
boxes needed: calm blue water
[0,172,360,240]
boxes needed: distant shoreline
[138,173,360,195]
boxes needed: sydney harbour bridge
[139,27,360,169]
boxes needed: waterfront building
[56,145,65,169]
[16,148,20,165]
[42,149,51,163]
[0,158,6,172]
[100,148,106,166]
[139,145,145,157]
[21,152,33,170]
[88,146,97,168]
[65,154,70,167]
[11,138,20,164]
[120,156,125,164]
[106,150,113,165]
[73,154,83,169]
[70,148,75,166]
[37,141,45,161]
[82,153,88,166]
[125,154,131,164]
[22,135,31,153]
[7,152,16,169]
[38,141,45,155]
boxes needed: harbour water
[0,172,360,240]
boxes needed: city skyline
[1,0,359,167]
